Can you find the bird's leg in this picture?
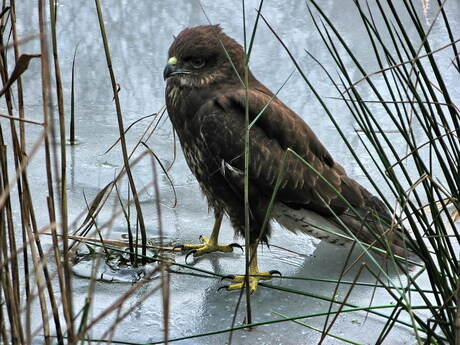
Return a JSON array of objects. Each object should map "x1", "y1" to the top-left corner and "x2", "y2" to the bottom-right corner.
[
  {"x1": 179, "y1": 213, "x2": 242, "y2": 258},
  {"x1": 223, "y1": 243, "x2": 280, "y2": 293}
]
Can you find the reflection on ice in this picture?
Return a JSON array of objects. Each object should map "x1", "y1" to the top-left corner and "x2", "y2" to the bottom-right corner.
[{"x1": 72, "y1": 236, "x2": 178, "y2": 282}]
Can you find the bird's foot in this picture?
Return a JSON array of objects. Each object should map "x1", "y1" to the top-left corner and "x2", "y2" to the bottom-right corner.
[
  {"x1": 175, "y1": 235, "x2": 243, "y2": 262},
  {"x1": 220, "y1": 270, "x2": 281, "y2": 293}
]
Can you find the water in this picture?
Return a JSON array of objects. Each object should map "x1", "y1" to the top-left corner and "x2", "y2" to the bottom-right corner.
[{"x1": 5, "y1": 1, "x2": 459, "y2": 344}]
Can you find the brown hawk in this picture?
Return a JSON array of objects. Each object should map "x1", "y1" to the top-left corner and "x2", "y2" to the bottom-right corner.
[{"x1": 163, "y1": 25, "x2": 408, "y2": 292}]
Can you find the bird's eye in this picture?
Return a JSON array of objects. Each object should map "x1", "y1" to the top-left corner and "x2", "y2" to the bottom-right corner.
[{"x1": 190, "y1": 58, "x2": 205, "y2": 69}]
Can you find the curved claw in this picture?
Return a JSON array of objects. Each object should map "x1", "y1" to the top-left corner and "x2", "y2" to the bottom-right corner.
[
  {"x1": 173, "y1": 244, "x2": 185, "y2": 251},
  {"x1": 185, "y1": 249, "x2": 198, "y2": 264},
  {"x1": 229, "y1": 243, "x2": 244, "y2": 252},
  {"x1": 221, "y1": 274, "x2": 236, "y2": 281},
  {"x1": 217, "y1": 285, "x2": 230, "y2": 292},
  {"x1": 269, "y1": 270, "x2": 282, "y2": 277}
]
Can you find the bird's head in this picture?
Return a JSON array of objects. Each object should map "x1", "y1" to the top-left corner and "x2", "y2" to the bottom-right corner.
[{"x1": 163, "y1": 25, "x2": 249, "y2": 88}]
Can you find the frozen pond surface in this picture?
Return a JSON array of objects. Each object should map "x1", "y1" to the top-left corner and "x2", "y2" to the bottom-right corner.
[{"x1": 6, "y1": 0, "x2": 459, "y2": 344}]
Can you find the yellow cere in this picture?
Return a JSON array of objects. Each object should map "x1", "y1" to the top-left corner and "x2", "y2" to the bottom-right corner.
[{"x1": 168, "y1": 56, "x2": 177, "y2": 65}]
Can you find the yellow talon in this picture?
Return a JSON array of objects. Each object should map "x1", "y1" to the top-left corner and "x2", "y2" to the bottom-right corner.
[
  {"x1": 181, "y1": 235, "x2": 237, "y2": 256},
  {"x1": 178, "y1": 214, "x2": 243, "y2": 260},
  {"x1": 179, "y1": 214, "x2": 280, "y2": 293},
  {"x1": 226, "y1": 271, "x2": 274, "y2": 292},
  {"x1": 224, "y1": 244, "x2": 281, "y2": 293}
]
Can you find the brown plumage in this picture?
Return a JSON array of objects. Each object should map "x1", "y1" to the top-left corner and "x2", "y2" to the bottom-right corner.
[{"x1": 164, "y1": 25, "x2": 408, "y2": 260}]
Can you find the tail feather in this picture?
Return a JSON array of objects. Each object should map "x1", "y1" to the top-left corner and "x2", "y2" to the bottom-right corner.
[
  {"x1": 272, "y1": 202, "x2": 351, "y2": 246},
  {"x1": 337, "y1": 210, "x2": 409, "y2": 257},
  {"x1": 273, "y1": 202, "x2": 411, "y2": 258}
]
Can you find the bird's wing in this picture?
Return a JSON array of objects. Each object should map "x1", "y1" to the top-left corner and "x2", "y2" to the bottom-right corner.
[{"x1": 197, "y1": 86, "x2": 366, "y2": 216}]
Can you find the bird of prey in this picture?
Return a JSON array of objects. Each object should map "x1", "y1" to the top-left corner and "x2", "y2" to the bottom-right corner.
[{"x1": 163, "y1": 25, "x2": 408, "y2": 292}]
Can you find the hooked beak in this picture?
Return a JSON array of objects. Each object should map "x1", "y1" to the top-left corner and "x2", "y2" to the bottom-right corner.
[{"x1": 163, "y1": 56, "x2": 188, "y2": 80}]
